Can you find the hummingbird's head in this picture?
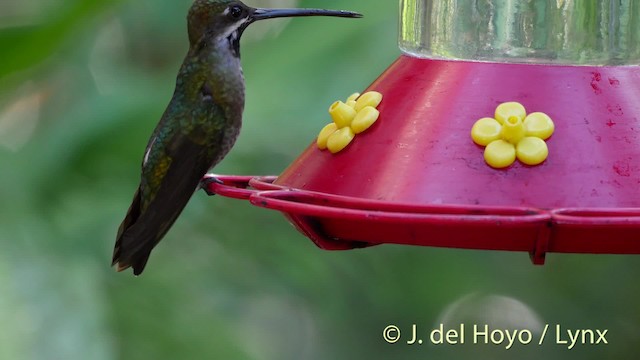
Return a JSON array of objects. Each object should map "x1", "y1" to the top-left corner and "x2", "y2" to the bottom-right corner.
[{"x1": 187, "y1": 0, "x2": 362, "y2": 55}]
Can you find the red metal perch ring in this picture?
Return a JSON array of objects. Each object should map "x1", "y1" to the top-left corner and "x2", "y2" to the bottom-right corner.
[{"x1": 203, "y1": 175, "x2": 640, "y2": 264}]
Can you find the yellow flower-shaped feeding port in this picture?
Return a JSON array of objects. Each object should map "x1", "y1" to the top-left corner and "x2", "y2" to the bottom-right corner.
[
  {"x1": 471, "y1": 102, "x2": 555, "y2": 169},
  {"x1": 316, "y1": 91, "x2": 383, "y2": 153}
]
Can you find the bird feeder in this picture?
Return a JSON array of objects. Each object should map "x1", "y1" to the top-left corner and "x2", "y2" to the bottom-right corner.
[{"x1": 205, "y1": 0, "x2": 640, "y2": 264}]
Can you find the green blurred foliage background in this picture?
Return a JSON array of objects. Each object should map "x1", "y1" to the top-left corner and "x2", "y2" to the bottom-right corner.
[{"x1": 0, "y1": 0, "x2": 638, "y2": 359}]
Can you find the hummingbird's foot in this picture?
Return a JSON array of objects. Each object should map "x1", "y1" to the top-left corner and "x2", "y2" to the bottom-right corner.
[{"x1": 200, "y1": 175, "x2": 224, "y2": 196}]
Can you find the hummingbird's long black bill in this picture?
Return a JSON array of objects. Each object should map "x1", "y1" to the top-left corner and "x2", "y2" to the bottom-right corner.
[{"x1": 251, "y1": 8, "x2": 363, "y2": 22}]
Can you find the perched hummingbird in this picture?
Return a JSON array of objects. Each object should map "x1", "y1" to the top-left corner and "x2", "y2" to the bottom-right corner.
[{"x1": 112, "y1": 0, "x2": 361, "y2": 275}]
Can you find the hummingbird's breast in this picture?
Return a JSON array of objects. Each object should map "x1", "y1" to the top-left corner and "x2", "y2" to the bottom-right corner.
[
  {"x1": 201, "y1": 37, "x2": 245, "y2": 122},
  {"x1": 174, "y1": 39, "x2": 247, "y2": 167}
]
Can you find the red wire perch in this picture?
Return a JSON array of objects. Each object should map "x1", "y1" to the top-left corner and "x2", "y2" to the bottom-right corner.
[{"x1": 203, "y1": 175, "x2": 640, "y2": 265}]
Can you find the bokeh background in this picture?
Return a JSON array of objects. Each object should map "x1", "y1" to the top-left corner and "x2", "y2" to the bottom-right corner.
[{"x1": 0, "y1": 0, "x2": 638, "y2": 359}]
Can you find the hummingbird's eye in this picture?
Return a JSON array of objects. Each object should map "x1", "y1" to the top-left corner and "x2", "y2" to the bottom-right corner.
[{"x1": 229, "y1": 5, "x2": 243, "y2": 19}]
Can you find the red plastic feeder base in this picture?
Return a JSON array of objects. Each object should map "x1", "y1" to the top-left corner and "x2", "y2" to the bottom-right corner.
[{"x1": 205, "y1": 56, "x2": 640, "y2": 265}]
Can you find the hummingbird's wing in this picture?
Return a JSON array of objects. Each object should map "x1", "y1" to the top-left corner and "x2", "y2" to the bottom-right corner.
[{"x1": 113, "y1": 124, "x2": 223, "y2": 275}]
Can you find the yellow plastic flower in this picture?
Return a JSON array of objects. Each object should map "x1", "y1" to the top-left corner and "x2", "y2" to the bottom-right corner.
[
  {"x1": 317, "y1": 91, "x2": 383, "y2": 153},
  {"x1": 471, "y1": 102, "x2": 555, "y2": 168}
]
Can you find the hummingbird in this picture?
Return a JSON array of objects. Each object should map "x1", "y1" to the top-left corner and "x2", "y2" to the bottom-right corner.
[{"x1": 112, "y1": 0, "x2": 362, "y2": 275}]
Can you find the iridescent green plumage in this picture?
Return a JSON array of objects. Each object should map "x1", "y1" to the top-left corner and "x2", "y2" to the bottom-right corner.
[{"x1": 112, "y1": 0, "x2": 361, "y2": 275}]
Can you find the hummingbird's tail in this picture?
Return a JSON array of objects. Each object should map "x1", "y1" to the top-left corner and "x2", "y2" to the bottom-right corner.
[
  {"x1": 112, "y1": 167, "x2": 200, "y2": 275},
  {"x1": 112, "y1": 188, "x2": 151, "y2": 274},
  {"x1": 112, "y1": 188, "x2": 176, "y2": 275}
]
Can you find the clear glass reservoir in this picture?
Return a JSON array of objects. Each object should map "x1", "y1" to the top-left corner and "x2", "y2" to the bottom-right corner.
[{"x1": 399, "y1": 0, "x2": 640, "y2": 65}]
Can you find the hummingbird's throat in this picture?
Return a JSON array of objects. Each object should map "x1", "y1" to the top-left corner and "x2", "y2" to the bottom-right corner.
[
  {"x1": 227, "y1": 30, "x2": 241, "y2": 57},
  {"x1": 216, "y1": 18, "x2": 248, "y2": 58}
]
